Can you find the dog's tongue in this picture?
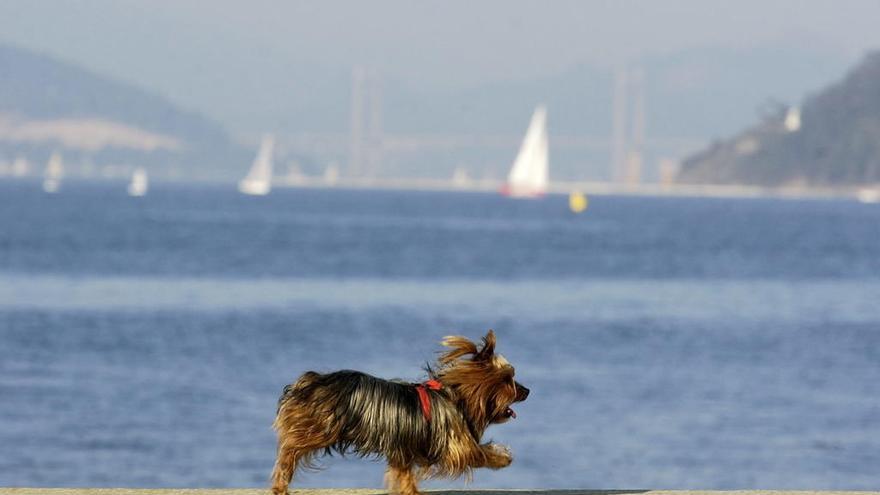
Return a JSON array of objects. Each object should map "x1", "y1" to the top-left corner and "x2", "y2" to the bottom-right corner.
[{"x1": 507, "y1": 407, "x2": 517, "y2": 419}]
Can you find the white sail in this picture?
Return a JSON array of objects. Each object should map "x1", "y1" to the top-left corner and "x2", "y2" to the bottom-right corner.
[
  {"x1": 238, "y1": 135, "x2": 275, "y2": 195},
  {"x1": 857, "y1": 188, "x2": 880, "y2": 204},
  {"x1": 784, "y1": 106, "x2": 801, "y2": 132},
  {"x1": 12, "y1": 156, "x2": 29, "y2": 177},
  {"x1": 42, "y1": 152, "x2": 63, "y2": 193},
  {"x1": 127, "y1": 167, "x2": 149, "y2": 197},
  {"x1": 323, "y1": 164, "x2": 339, "y2": 185},
  {"x1": 452, "y1": 166, "x2": 471, "y2": 188},
  {"x1": 504, "y1": 105, "x2": 548, "y2": 198}
]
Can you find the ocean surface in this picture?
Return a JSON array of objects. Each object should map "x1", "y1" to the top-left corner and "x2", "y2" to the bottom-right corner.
[{"x1": 1, "y1": 181, "x2": 879, "y2": 489}]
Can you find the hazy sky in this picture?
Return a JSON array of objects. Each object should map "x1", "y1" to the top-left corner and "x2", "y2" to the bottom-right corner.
[{"x1": 2, "y1": 1, "x2": 880, "y2": 133}]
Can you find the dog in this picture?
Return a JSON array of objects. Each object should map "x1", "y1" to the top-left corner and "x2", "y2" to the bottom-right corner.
[{"x1": 270, "y1": 329, "x2": 529, "y2": 495}]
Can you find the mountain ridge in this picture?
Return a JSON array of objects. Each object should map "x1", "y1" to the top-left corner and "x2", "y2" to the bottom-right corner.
[
  {"x1": 0, "y1": 43, "x2": 246, "y2": 180},
  {"x1": 677, "y1": 51, "x2": 880, "y2": 187}
]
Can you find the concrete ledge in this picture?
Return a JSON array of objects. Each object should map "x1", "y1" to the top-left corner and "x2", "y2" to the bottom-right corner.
[{"x1": 1, "y1": 490, "x2": 878, "y2": 495}]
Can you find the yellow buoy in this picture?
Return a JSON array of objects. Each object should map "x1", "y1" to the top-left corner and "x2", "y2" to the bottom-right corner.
[{"x1": 569, "y1": 191, "x2": 588, "y2": 213}]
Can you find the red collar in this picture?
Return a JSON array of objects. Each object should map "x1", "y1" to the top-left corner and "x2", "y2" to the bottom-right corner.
[{"x1": 415, "y1": 379, "x2": 442, "y2": 422}]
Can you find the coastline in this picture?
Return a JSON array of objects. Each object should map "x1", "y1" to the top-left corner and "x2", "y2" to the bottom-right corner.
[
  {"x1": 2, "y1": 489, "x2": 879, "y2": 495},
  {"x1": 271, "y1": 176, "x2": 878, "y2": 202}
]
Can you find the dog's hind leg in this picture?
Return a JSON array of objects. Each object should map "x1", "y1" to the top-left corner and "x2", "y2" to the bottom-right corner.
[
  {"x1": 271, "y1": 409, "x2": 336, "y2": 494},
  {"x1": 271, "y1": 428, "x2": 335, "y2": 495},
  {"x1": 385, "y1": 464, "x2": 422, "y2": 495},
  {"x1": 271, "y1": 426, "x2": 337, "y2": 495},
  {"x1": 270, "y1": 442, "x2": 301, "y2": 495}
]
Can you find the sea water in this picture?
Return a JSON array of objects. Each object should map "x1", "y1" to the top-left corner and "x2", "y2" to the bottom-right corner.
[{"x1": 1, "y1": 181, "x2": 879, "y2": 489}]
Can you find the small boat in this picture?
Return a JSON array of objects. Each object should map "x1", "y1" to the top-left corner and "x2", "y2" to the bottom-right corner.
[
  {"x1": 452, "y1": 166, "x2": 471, "y2": 188},
  {"x1": 856, "y1": 188, "x2": 880, "y2": 204},
  {"x1": 569, "y1": 191, "x2": 588, "y2": 213},
  {"x1": 501, "y1": 105, "x2": 548, "y2": 198},
  {"x1": 238, "y1": 135, "x2": 275, "y2": 195},
  {"x1": 127, "y1": 167, "x2": 148, "y2": 197},
  {"x1": 323, "y1": 164, "x2": 339, "y2": 185},
  {"x1": 784, "y1": 106, "x2": 801, "y2": 132},
  {"x1": 11, "y1": 156, "x2": 29, "y2": 177},
  {"x1": 42, "y1": 152, "x2": 63, "y2": 193}
]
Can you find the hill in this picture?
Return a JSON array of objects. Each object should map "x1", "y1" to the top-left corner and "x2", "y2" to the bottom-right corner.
[
  {"x1": 677, "y1": 51, "x2": 880, "y2": 187},
  {"x1": 0, "y1": 44, "x2": 246, "y2": 180}
]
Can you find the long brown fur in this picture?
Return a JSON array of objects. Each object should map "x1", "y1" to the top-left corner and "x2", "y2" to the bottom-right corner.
[{"x1": 270, "y1": 330, "x2": 529, "y2": 495}]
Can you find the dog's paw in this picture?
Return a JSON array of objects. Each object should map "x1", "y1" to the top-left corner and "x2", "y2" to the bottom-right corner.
[{"x1": 487, "y1": 443, "x2": 513, "y2": 468}]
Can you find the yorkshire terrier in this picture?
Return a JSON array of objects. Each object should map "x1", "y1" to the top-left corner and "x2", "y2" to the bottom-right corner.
[{"x1": 271, "y1": 330, "x2": 529, "y2": 495}]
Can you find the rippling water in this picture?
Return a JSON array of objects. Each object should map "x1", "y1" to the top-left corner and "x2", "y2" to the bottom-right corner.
[{"x1": 1, "y1": 181, "x2": 878, "y2": 489}]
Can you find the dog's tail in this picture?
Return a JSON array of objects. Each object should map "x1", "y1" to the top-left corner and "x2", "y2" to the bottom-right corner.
[{"x1": 275, "y1": 371, "x2": 321, "y2": 416}]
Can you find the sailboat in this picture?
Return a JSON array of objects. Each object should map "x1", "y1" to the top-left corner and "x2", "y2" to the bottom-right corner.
[
  {"x1": 784, "y1": 106, "x2": 801, "y2": 132},
  {"x1": 127, "y1": 167, "x2": 148, "y2": 197},
  {"x1": 238, "y1": 134, "x2": 275, "y2": 195},
  {"x1": 323, "y1": 164, "x2": 339, "y2": 185},
  {"x1": 856, "y1": 188, "x2": 880, "y2": 204},
  {"x1": 42, "y1": 152, "x2": 63, "y2": 193},
  {"x1": 501, "y1": 105, "x2": 548, "y2": 198},
  {"x1": 12, "y1": 156, "x2": 29, "y2": 177},
  {"x1": 452, "y1": 166, "x2": 471, "y2": 188}
]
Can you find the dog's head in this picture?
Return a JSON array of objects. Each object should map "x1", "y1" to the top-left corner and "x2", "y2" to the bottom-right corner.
[{"x1": 435, "y1": 330, "x2": 529, "y2": 432}]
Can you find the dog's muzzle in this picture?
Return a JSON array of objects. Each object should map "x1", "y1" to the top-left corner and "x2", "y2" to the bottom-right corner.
[{"x1": 514, "y1": 381, "x2": 529, "y2": 402}]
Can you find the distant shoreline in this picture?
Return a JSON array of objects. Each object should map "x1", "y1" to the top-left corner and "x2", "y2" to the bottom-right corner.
[
  {"x1": 3, "y1": 174, "x2": 877, "y2": 202},
  {"x1": 2, "y1": 489, "x2": 879, "y2": 495},
  {"x1": 273, "y1": 176, "x2": 878, "y2": 202}
]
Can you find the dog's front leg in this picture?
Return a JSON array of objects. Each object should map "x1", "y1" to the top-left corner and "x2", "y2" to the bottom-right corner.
[{"x1": 477, "y1": 442, "x2": 513, "y2": 469}]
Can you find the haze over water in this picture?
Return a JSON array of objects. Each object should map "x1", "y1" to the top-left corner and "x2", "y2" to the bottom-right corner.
[{"x1": 1, "y1": 182, "x2": 879, "y2": 489}]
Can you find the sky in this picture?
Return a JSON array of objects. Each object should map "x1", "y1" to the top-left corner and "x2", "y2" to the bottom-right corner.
[{"x1": 2, "y1": 0, "x2": 880, "y2": 135}]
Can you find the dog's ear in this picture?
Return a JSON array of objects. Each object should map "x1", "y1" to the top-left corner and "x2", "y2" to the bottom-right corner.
[
  {"x1": 476, "y1": 329, "x2": 496, "y2": 360},
  {"x1": 440, "y1": 335, "x2": 479, "y2": 364}
]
